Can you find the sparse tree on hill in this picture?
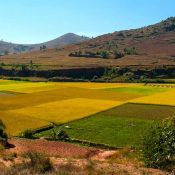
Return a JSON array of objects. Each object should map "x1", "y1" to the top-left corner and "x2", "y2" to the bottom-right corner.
[{"x1": 100, "y1": 50, "x2": 109, "y2": 59}]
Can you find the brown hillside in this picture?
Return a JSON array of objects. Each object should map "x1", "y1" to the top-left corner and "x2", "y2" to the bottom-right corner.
[{"x1": 0, "y1": 17, "x2": 175, "y2": 80}]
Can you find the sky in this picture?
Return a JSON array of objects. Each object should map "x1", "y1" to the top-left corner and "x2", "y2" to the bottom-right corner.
[{"x1": 0, "y1": 0, "x2": 175, "y2": 44}]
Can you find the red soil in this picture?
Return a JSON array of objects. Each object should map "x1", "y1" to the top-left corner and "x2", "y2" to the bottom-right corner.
[{"x1": 6, "y1": 138, "x2": 98, "y2": 158}]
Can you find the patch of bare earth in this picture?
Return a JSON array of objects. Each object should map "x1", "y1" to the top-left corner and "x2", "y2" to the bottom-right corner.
[
  {"x1": 0, "y1": 138, "x2": 167, "y2": 175},
  {"x1": 5, "y1": 138, "x2": 98, "y2": 158}
]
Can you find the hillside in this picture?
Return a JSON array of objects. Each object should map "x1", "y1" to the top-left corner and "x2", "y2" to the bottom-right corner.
[
  {"x1": 0, "y1": 17, "x2": 175, "y2": 81},
  {"x1": 0, "y1": 33, "x2": 89, "y2": 54}
]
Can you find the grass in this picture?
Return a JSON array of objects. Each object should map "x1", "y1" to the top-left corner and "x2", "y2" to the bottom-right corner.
[
  {"x1": 104, "y1": 86, "x2": 168, "y2": 95},
  {"x1": 36, "y1": 103, "x2": 175, "y2": 147},
  {"x1": 93, "y1": 103, "x2": 175, "y2": 120},
  {"x1": 36, "y1": 115, "x2": 152, "y2": 147}
]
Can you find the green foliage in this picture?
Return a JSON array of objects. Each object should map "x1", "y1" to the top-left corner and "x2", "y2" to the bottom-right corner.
[
  {"x1": 20, "y1": 64, "x2": 28, "y2": 71},
  {"x1": 0, "y1": 120, "x2": 8, "y2": 142},
  {"x1": 0, "y1": 62, "x2": 6, "y2": 67},
  {"x1": 20, "y1": 129, "x2": 34, "y2": 139},
  {"x1": 124, "y1": 47, "x2": 137, "y2": 55},
  {"x1": 104, "y1": 68, "x2": 117, "y2": 78},
  {"x1": 142, "y1": 118, "x2": 175, "y2": 169},
  {"x1": 56, "y1": 129, "x2": 70, "y2": 141},
  {"x1": 100, "y1": 50, "x2": 109, "y2": 58}
]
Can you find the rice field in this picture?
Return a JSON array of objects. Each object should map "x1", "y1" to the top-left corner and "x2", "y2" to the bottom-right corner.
[
  {"x1": 37, "y1": 103, "x2": 175, "y2": 147},
  {"x1": 0, "y1": 79, "x2": 174, "y2": 137}
]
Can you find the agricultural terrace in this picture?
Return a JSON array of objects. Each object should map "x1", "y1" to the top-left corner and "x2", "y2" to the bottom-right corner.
[{"x1": 0, "y1": 80, "x2": 174, "y2": 145}]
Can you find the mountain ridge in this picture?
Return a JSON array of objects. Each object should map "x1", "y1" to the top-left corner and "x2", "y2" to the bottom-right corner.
[{"x1": 0, "y1": 33, "x2": 89, "y2": 54}]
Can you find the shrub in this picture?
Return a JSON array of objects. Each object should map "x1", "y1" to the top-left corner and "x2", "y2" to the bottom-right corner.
[
  {"x1": 56, "y1": 130, "x2": 70, "y2": 141},
  {"x1": 114, "y1": 50, "x2": 125, "y2": 59},
  {"x1": 100, "y1": 50, "x2": 109, "y2": 59},
  {"x1": 0, "y1": 120, "x2": 8, "y2": 145},
  {"x1": 20, "y1": 129, "x2": 34, "y2": 139},
  {"x1": 0, "y1": 62, "x2": 6, "y2": 67},
  {"x1": 124, "y1": 47, "x2": 137, "y2": 55},
  {"x1": 142, "y1": 118, "x2": 175, "y2": 169},
  {"x1": 23, "y1": 152, "x2": 53, "y2": 173}
]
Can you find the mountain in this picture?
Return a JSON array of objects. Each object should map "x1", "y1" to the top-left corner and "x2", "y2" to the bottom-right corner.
[
  {"x1": 68, "y1": 17, "x2": 175, "y2": 56},
  {"x1": 0, "y1": 33, "x2": 89, "y2": 54},
  {"x1": 1, "y1": 17, "x2": 175, "y2": 81}
]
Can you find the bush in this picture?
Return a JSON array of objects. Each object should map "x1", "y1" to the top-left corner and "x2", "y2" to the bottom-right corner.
[
  {"x1": 23, "y1": 152, "x2": 53, "y2": 173},
  {"x1": 56, "y1": 130, "x2": 70, "y2": 141},
  {"x1": 100, "y1": 50, "x2": 109, "y2": 59},
  {"x1": 20, "y1": 129, "x2": 34, "y2": 139},
  {"x1": 25, "y1": 152, "x2": 53, "y2": 173},
  {"x1": 114, "y1": 50, "x2": 125, "y2": 59},
  {"x1": 0, "y1": 120, "x2": 8, "y2": 145},
  {"x1": 142, "y1": 118, "x2": 175, "y2": 169},
  {"x1": 124, "y1": 47, "x2": 137, "y2": 55}
]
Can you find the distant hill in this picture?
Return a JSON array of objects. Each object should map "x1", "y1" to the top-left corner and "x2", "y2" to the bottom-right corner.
[
  {"x1": 1, "y1": 17, "x2": 175, "y2": 81},
  {"x1": 0, "y1": 33, "x2": 89, "y2": 54}
]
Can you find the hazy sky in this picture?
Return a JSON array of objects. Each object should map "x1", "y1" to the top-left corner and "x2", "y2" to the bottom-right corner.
[{"x1": 0, "y1": 0, "x2": 175, "y2": 44}]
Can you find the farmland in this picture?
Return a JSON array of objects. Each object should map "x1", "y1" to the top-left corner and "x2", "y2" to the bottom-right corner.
[
  {"x1": 0, "y1": 79, "x2": 175, "y2": 146},
  {"x1": 36, "y1": 103, "x2": 175, "y2": 147}
]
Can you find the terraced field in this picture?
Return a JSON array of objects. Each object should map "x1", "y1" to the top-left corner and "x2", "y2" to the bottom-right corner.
[{"x1": 0, "y1": 79, "x2": 174, "y2": 141}]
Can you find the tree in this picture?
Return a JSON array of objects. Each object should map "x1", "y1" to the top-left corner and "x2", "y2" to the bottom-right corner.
[
  {"x1": 100, "y1": 50, "x2": 109, "y2": 59},
  {"x1": 124, "y1": 47, "x2": 137, "y2": 55},
  {"x1": 142, "y1": 118, "x2": 175, "y2": 169},
  {"x1": 21, "y1": 129, "x2": 34, "y2": 139},
  {"x1": 0, "y1": 120, "x2": 8, "y2": 145}
]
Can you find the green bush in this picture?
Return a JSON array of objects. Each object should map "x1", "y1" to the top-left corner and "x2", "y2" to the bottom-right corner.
[
  {"x1": 124, "y1": 47, "x2": 137, "y2": 55},
  {"x1": 100, "y1": 50, "x2": 109, "y2": 59},
  {"x1": 0, "y1": 120, "x2": 8, "y2": 142},
  {"x1": 20, "y1": 129, "x2": 34, "y2": 139},
  {"x1": 142, "y1": 118, "x2": 175, "y2": 169},
  {"x1": 56, "y1": 130, "x2": 70, "y2": 141}
]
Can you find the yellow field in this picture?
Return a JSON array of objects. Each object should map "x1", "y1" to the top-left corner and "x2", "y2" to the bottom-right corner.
[
  {"x1": 10, "y1": 98, "x2": 124, "y2": 123},
  {"x1": 0, "y1": 79, "x2": 174, "y2": 135},
  {"x1": 130, "y1": 89, "x2": 175, "y2": 106}
]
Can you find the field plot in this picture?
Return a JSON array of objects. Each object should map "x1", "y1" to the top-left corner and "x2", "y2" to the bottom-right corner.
[
  {"x1": 130, "y1": 89, "x2": 175, "y2": 106},
  {"x1": 0, "y1": 79, "x2": 174, "y2": 138},
  {"x1": 10, "y1": 98, "x2": 123, "y2": 123},
  {"x1": 0, "y1": 111, "x2": 49, "y2": 135},
  {"x1": 104, "y1": 86, "x2": 168, "y2": 95},
  {"x1": 37, "y1": 103, "x2": 175, "y2": 147}
]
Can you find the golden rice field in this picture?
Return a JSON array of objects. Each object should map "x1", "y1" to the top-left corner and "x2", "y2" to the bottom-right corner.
[
  {"x1": 0, "y1": 79, "x2": 174, "y2": 135},
  {"x1": 130, "y1": 89, "x2": 175, "y2": 106}
]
